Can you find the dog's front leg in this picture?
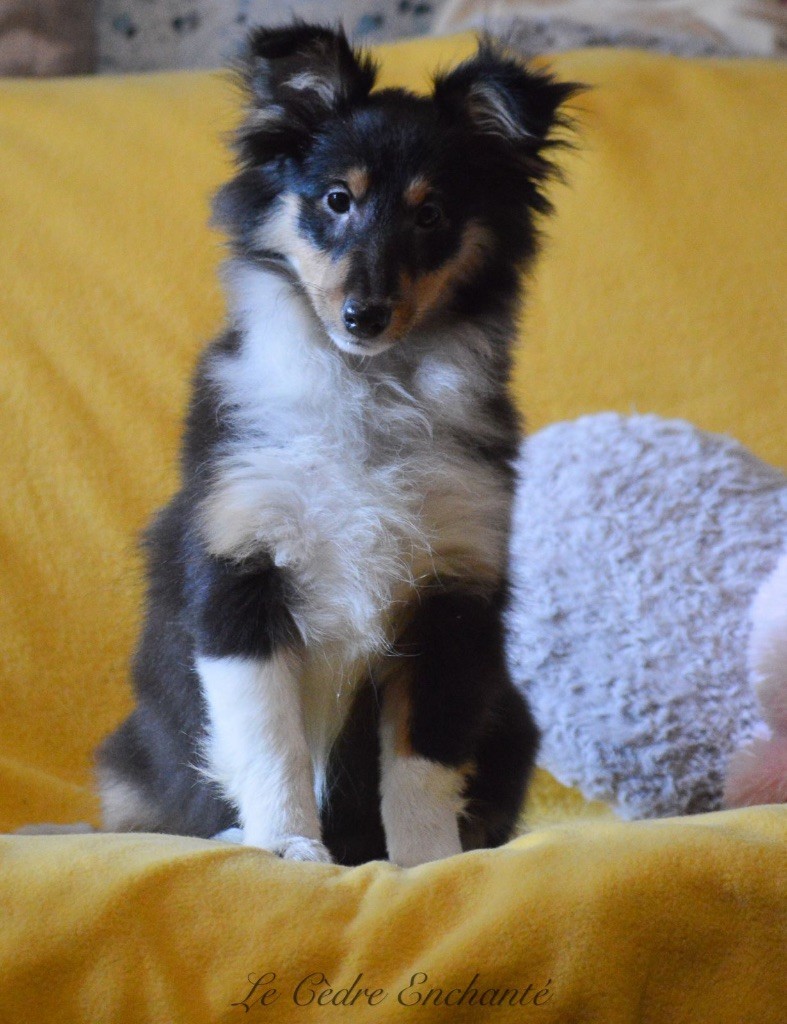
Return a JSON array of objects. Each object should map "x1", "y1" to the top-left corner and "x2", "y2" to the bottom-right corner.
[
  {"x1": 379, "y1": 681, "x2": 465, "y2": 867},
  {"x1": 379, "y1": 589, "x2": 511, "y2": 868},
  {"x1": 197, "y1": 651, "x2": 331, "y2": 862}
]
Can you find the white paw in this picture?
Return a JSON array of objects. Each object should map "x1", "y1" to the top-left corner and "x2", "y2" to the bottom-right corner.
[
  {"x1": 272, "y1": 835, "x2": 333, "y2": 863},
  {"x1": 212, "y1": 826, "x2": 245, "y2": 844},
  {"x1": 213, "y1": 827, "x2": 332, "y2": 862},
  {"x1": 14, "y1": 822, "x2": 96, "y2": 836}
]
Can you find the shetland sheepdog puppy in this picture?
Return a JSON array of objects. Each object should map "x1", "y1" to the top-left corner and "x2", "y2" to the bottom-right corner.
[{"x1": 96, "y1": 23, "x2": 578, "y2": 866}]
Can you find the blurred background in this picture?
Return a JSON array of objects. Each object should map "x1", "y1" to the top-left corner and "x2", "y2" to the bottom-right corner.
[{"x1": 0, "y1": 0, "x2": 784, "y2": 77}]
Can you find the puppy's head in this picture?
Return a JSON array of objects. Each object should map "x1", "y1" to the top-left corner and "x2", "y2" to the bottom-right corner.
[{"x1": 215, "y1": 23, "x2": 580, "y2": 356}]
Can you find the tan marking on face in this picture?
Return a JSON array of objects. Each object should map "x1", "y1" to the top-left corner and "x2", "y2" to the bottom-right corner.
[
  {"x1": 404, "y1": 176, "x2": 431, "y2": 208},
  {"x1": 259, "y1": 198, "x2": 492, "y2": 349},
  {"x1": 411, "y1": 221, "x2": 493, "y2": 324},
  {"x1": 345, "y1": 166, "x2": 370, "y2": 200},
  {"x1": 389, "y1": 220, "x2": 493, "y2": 340},
  {"x1": 388, "y1": 270, "x2": 416, "y2": 340},
  {"x1": 259, "y1": 193, "x2": 349, "y2": 334}
]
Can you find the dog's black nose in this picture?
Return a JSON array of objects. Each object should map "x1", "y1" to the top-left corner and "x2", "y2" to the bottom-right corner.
[{"x1": 342, "y1": 299, "x2": 392, "y2": 340}]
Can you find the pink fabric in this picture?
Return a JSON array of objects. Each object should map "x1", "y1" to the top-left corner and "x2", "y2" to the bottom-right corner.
[{"x1": 725, "y1": 738, "x2": 787, "y2": 807}]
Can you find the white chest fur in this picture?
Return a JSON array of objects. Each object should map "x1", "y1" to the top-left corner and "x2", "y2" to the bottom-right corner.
[{"x1": 199, "y1": 263, "x2": 511, "y2": 665}]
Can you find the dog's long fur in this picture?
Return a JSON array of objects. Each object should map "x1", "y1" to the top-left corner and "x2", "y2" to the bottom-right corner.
[{"x1": 96, "y1": 24, "x2": 579, "y2": 866}]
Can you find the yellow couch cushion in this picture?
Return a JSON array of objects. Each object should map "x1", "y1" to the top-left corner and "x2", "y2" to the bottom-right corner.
[
  {"x1": 0, "y1": 33, "x2": 785, "y2": 1023},
  {"x1": 1, "y1": 808, "x2": 785, "y2": 1022}
]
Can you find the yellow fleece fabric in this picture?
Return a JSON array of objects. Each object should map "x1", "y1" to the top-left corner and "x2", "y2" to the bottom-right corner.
[{"x1": 0, "y1": 34, "x2": 785, "y2": 1022}]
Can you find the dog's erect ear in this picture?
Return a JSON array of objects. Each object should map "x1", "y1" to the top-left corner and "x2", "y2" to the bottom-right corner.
[
  {"x1": 233, "y1": 22, "x2": 377, "y2": 165},
  {"x1": 433, "y1": 41, "x2": 580, "y2": 150}
]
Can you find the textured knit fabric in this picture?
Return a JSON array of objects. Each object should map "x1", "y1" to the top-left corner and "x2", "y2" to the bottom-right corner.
[
  {"x1": 507, "y1": 413, "x2": 787, "y2": 819},
  {"x1": 0, "y1": 36, "x2": 786, "y2": 1023}
]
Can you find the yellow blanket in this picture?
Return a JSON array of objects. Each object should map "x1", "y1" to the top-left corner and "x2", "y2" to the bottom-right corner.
[{"x1": 0, "y1": 34, "x2": 785, "y2": 1022}]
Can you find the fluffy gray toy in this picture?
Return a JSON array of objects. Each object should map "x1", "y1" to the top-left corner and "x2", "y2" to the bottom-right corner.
[{"x1": 506, "y1": 413, "x2": 787, "y2": 819}]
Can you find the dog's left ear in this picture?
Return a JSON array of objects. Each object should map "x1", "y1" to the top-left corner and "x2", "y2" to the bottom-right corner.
[{"x1": 433, "y1": 41, "x2": 580, "y2": 150}]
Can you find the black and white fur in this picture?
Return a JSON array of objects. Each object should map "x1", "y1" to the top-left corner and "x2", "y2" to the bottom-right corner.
[{"x1": 96, "y1": 24, "x2": 579, "y2": 866}]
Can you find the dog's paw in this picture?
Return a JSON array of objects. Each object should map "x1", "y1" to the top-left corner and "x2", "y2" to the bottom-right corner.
[
  {"x1": 226, "y1": 826, "x2": 333, "y2": 862},
  {"x1": 207, "y1": 829, "x2": 332, "y2": 862},
  {"x1": 14, "y1": 822, "x2": 96, "y2": 835},
  {"x1": 212, "y1": 826, "x2": 245, "y2": 844},
  {"x1": 272, "y1": 835, "x2": 333, "y2": 863}
]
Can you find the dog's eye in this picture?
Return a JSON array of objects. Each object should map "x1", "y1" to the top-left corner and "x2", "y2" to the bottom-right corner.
[
  {"x1": 416, "y1": 201, "x2": 442, "y2": 230},
  {"x1": 325, "y1": 189, "x2": 352, "y2": 215}
]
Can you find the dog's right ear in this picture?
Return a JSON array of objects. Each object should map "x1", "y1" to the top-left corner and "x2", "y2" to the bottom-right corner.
[{"x1": 232, "y1": 22, "x2": 378, "y2": 166}]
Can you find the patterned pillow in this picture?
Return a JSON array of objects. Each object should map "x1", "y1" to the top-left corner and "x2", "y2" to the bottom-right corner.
[
  {"x1": 0, "y1": 0, "x2": 96, "y2": 76},
  {"x1": 436, "y1": 0, "x2": 787, "y2": 58}
]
